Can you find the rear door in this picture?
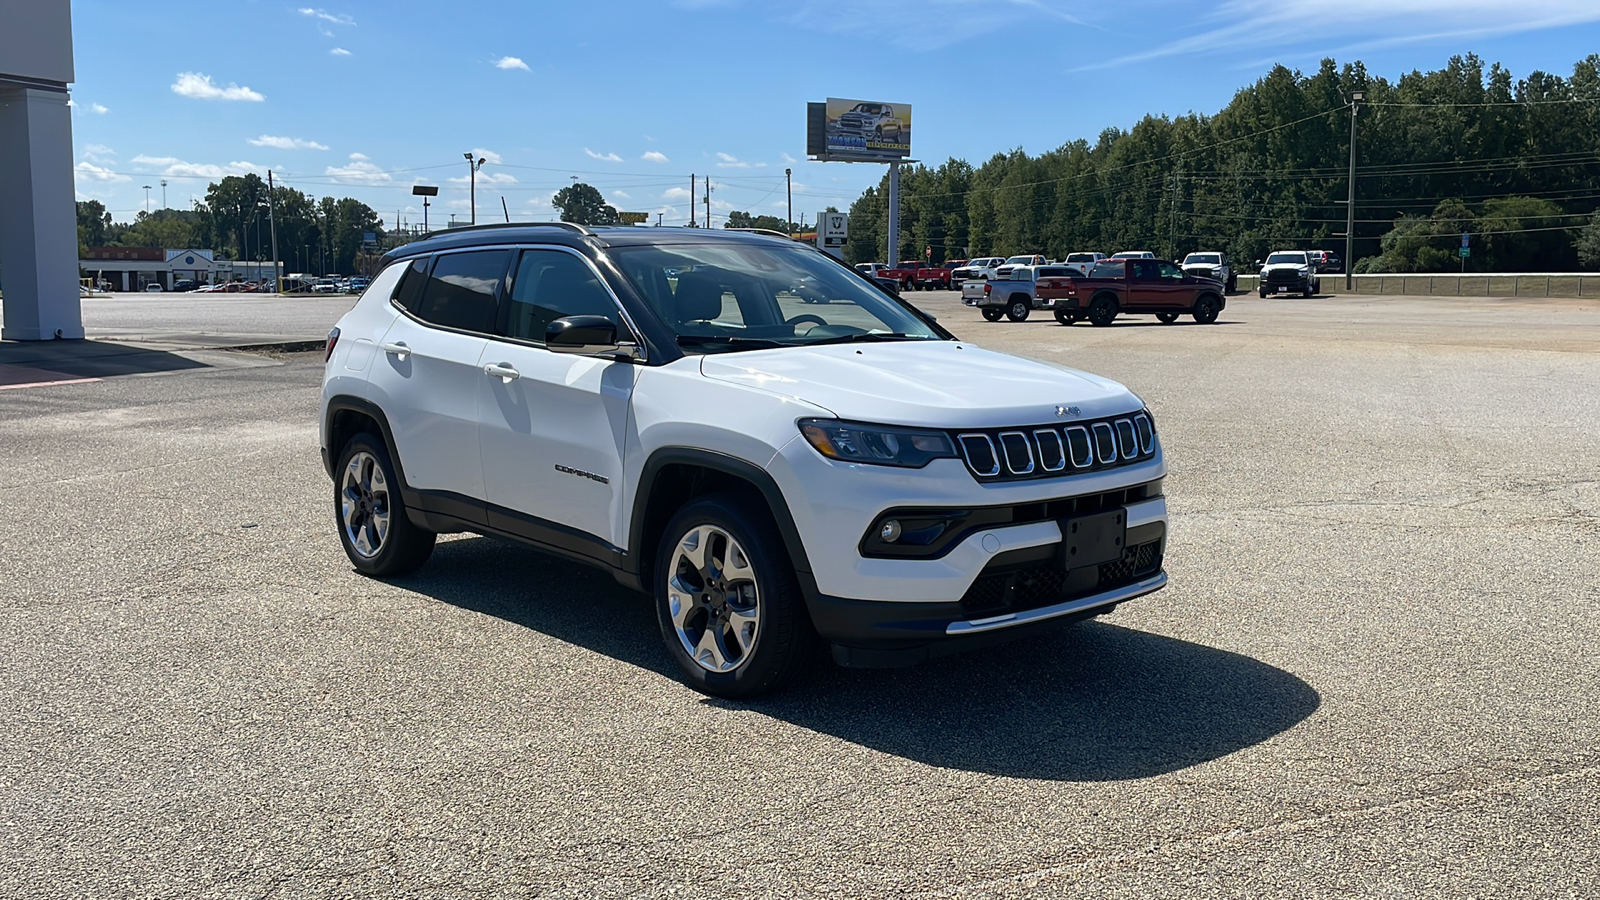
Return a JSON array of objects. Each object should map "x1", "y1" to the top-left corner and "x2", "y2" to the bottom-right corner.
[
  {"x1": 365, "y1": 250, "x2": 509, "y2": 511},
  {"x1": 1128, "y1": 259, "x2": 1165, "y2": 309}
]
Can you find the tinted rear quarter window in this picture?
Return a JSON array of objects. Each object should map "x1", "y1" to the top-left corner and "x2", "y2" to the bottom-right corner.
[
  {"x1": 414, "y1": 250, "x2": 509, "y2": 333},
  {"x1": 392, "y1": 256, "x2": 431, "y2": 313},
  {"x1": 1088, "y1": 260, "x2": 1124, "y2": 278}
]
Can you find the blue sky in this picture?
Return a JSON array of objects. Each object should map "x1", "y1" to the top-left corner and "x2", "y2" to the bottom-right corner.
[{"x1": 69, "y1": 0, "x2": 1600, "y2": 232}]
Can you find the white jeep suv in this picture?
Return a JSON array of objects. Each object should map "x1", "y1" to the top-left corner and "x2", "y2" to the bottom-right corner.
[{"x1": 320, "y1": 224, "x2": 1169, "y2": 697}]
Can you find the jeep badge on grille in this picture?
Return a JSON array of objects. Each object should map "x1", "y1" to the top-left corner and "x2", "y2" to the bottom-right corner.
[{"x1": 1055, "y1": 405, "x2": 1081, "y2": 418}]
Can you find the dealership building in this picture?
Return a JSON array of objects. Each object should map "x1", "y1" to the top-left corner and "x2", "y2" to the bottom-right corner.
[{"x1": 79, "y1": 247, "x2": 275, "y2": 291}]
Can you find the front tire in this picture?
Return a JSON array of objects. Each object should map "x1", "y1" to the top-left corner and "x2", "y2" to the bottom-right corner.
[
  {"x1": 335, "y1": 433, "x2": 436, "y2": 576},
  {"x1": 655, "y1": 495, "x2": 811, "y2": 699},
  {"x1": 982, "y1": 307, "x2": 1004, "y2": 322},
  {"x1": 1006, "y1": 298, "x2": 1030, "y2": 322},
  {"x1": 1192, "y1": 294, "x2": 1221, "y2": 324}
]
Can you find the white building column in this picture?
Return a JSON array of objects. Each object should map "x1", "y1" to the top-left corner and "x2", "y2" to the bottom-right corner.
[{"x1": 0, "y1": 84, "x2": 85, "y2": 340}]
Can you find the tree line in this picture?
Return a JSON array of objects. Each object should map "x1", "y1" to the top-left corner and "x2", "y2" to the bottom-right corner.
[
  {"x1": 843, "y1": 54, "x2": 1600, "y2": 272},
  {"x1": 77, "y1": 174, "x2": 387, "y2": 276}
]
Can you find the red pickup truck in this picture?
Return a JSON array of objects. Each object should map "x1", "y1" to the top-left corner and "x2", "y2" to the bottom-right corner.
[
  {"x1": 879, "y1": 260, "x2": 923, "y2": 290},
  {"x1": 1056, "y1": 258, "x2": 1226, "y2": 326}
]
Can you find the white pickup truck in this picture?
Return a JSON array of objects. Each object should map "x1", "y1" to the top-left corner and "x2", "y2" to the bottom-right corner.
[
  {"x1": 1063, "y1": 252, "x2": 1106, "y2": 275},
  {"x1": 949, "y1": 256, "x2": 1004, "y2": 289}
]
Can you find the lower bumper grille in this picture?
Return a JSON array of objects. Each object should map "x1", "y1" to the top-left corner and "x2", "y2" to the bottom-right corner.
[{"x1": 959, "y1": 539, "x2": 1163, "y2": 617}]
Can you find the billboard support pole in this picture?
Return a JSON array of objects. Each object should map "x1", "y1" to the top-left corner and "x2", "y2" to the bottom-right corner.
[{"x1": 886, "y1": 162, "x2": 900, "y2": 266}]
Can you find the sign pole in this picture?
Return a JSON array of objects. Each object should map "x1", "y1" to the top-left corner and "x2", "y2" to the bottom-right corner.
[{"x1": 887, "y1": 161, "x2": 900, "y2": 266}]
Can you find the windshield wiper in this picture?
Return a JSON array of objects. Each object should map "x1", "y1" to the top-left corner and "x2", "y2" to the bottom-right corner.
[
  {"x1": 801, "y1": 332, "x2": 933, "y2": 346},
  {"x1": 675, "y1": 334, "x2": 792, "y2": 350}
]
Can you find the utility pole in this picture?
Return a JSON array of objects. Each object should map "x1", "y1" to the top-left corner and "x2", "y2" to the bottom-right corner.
[
  {"x1": 1345, "y1": 90, "x2": 1365, "y2": 290},
  {"x1": 887, "y1": 162, "x2": 900, "y2": 265},
  {"x1": 689, "y1": 175, "x2": 696, "y2": 227},
  {"x1": 786, "y1": 167, "x2": 793, "y2": 238},
  {"x1": 1167, "y1": 163, "x2": 1181, "y2": 261},
  {"x1": 160, "y1": 179, "x2": 167, "y2": 209},
  {"x1": 705, "y1": 178, "x2": 712, "y2": 229},
  {"x1": 267, "y1": 169, "x2": 279, "y2": 293},
  {"x1": 656, "y1": 212, "x2": 663, "y2": 227},
  {"x1": 464, "y1": 152, "x2": 485, "y2": 225}
]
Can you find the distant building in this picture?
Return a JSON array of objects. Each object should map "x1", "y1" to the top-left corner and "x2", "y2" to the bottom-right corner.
[{"x1": 79, "y1": 247, "x2": 277, "y2": 291}]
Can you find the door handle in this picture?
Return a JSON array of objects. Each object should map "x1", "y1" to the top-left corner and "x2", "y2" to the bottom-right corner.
[
  {"x1": 380, "y1": 341, "x2": 410, "y2": 360},
  {"x1": 484, "y1": 363, "x2": 520, "y2": 383}
]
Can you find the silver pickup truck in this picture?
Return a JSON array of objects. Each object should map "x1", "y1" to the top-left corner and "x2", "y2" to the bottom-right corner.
[{"x1": 961, "y1": 264, "x2": 1082, "y2": 322}]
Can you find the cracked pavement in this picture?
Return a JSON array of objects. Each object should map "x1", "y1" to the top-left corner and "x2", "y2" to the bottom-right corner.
[{"x1": 1, "y1": 291, "x2": 1597, "y2": 897}]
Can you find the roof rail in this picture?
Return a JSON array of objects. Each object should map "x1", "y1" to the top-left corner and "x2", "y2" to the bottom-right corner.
[
  {"x1": 724, "y1": 228, "x2": 795, "y2": 239},
  {"x1": 427, "y1": 221, "x2": 595, "y2": 237}
]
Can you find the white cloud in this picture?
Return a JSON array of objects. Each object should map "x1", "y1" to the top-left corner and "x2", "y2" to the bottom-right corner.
[
  {"x1": 131, "y1": 154, "x2": 180, "y2": 167},
  {"x1": 348, "y1": 152, "x2": 369, "y2": 160},
  {"x1": 325, "y1": 159, "x2": 391, "y2": 185},
  {"x1": 74, "y1": 161, "x2": 129, "y2": 183},
  {"x1": 81, "y1": 144, "x2": 116, "y2": 162},
  {"x1": 250, "y1": 135, "x2": 329, "y2": 150},
  {"x1": 780, "y1": 152, "x2": 797, "y2": 164},
  {"x1": 641, "y1": 151, "x2": 670, "y2": 163},
  {"x1": 298, "y1": 7, "x2": 355, "y2": 26},
  {"x1": 585, "y1": 148, "x2": 623, "y2": 162},
  {"x1": 472, "y1": 148, "x2": 503, "y2": 165},
  {"x1": 612, "y1": 190, "x2": 631, "y2": 199},
  {"x1": 171, "y1": 72, "x2": 265, "y2": 102},
  {"x1": 91, "y1": 103, "x2": 109, "y2": 115},
  {"x1": 448, "y1": 171, "x2": 518, "y2": 184},
  {"x1": 495, "y1": 56, "x2": 530, "y2": 71},
  {"x1": 662, "y1": 187, "x2": 693, "y2": 201},
  {"x1": 330, "y1": 47, "x2": 352, "y2": 56},
  {"x1": 715, "y1": 152, "x2": 765, "y2": 169}
]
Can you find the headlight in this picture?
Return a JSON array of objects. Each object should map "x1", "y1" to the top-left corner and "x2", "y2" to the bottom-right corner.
[{"x1": 798, "y1": 419, "x2": 957, "y2": 468}]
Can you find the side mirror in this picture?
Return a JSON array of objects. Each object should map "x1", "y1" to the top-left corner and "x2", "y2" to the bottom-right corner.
[{"x1": 546, "y1": 315, "x2": 637, "y2": 358}]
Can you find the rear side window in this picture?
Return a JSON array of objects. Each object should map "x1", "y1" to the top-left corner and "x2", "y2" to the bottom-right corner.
[
  {"x1": 504, "y1": 249, "x2": 620, "y2": 343},
  {"x1": 392, "y1": 256, "x2": 431, "y2": 313},
  {"x1": 414, "y1": 250, "x2": 509, "y2": 333},
  {"x1": 1088, "y1": 260, "x2": 1124, "y2": 278}
]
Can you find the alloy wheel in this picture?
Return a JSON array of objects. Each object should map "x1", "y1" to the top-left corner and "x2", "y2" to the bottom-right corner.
[
  {"x1": 340, "y1": 450, "x2": 391, "y2": 558},
  {"x1": 666, "y1": 524, "x2": 761, "y2": 673}
]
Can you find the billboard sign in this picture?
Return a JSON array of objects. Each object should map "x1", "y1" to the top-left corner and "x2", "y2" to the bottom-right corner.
[
  {"x1": 807, "y1": 98, "x2": 911, "y2": 162},
  {"x1": 618, "y1": 211, "x2": 650, "y2": 224}
]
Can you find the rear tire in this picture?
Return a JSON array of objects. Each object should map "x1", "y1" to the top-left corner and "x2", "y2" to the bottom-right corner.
[
  {"x1": 654, "y1": 494, "x2": 812, "y2": 699},
  {"x1": 1087, "y1": 294, "x2": 1118, "y2": 327},
  {"x1": 334, "y1": 433, "x2": 436, "y2": 577},
  {"x1": 982, "y1": 307, "x2": 1004, "y2": 322},
  {"x1": 1006, "y1": 298, "x2": 1030, "y2": 322}
]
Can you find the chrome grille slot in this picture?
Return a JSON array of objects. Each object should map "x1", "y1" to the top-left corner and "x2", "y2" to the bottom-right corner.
[
  {"x1": 1115, "y1": 418, "x2": 1138, "y2": 460},
  {"x1": 1092, "y1": 422, "x2": 1117, "y2": 464},
  {"x1": 1034, "y1": 430, "x2": 1066, "y2": 472},
  {"x1": 958, "y1": 434, "x2": 1000, "y2": 477},
  {"x1": 1134, "y1": 413, "x2": 1155, "y2": 454},
  {"x1": 998, "y1": 432, "x2": 1034, "y2": 475},
  {"x1": 1065, "y1": 426, "x2": 1093, "y2": 468}
]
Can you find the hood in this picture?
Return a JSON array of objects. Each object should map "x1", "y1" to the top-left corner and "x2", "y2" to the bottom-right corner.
[{"x1": 698, "y1": 341, "x2": 1140, "y2": 429}]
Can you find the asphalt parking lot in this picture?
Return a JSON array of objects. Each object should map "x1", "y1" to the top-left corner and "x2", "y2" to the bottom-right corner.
[{"x1": 2, "y1": 290, "x2": 1597, "y2": 897}]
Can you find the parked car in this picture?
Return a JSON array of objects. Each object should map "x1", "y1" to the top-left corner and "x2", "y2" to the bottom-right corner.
[
  {"x1": 962, "y1": 264, "x2": 1082, "y2": 321},
  {"x1": 1258, "y1": 251, "x2": 1319, "y2": 298},
  {"x1": 949, "y1": 256, "x2": 1004, "y2": 288},
  {"x1": 913, "y1": 261, "x2": 956, "y2": 290},
  {"x1": 320, "y1": 223, "x2": 1169, "y2": 697},
  {"x1": 1057, "y1": 258, "x2": 1226, "y2": 326},
  {"x1": 143, "y1": 283, "x2": 164, "y2": 292},
  {"x1": 1063, "y1": 252, "x2": 1106, "y2": 275},
  {"x1": 1180, "y1": 252, "x2": 1236, "y2": 293},
  {"x1": 879, "y1": 260, "x2": 926, "y2": 290},
  {"x1": 1109, "y1": 251, "x2": 1156, "y2": 260},
  {"x1": 1002, "y1": 254, "x2": 1048, "y2": 268}
]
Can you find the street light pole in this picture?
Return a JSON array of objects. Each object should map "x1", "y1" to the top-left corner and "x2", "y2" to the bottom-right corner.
[
  {"x1": 1345, "y1": 90, "x2": 1365, "y2": 291},
  {"x1": 160, "y1": 179, "x2": 167, "y2": 209},
  {"x1": 464, "y1": 152, "x2": 485, "y2": 225},
  {"x1": 142, "y1": 184, "x2": 151, "y2": 214},
  {"x1": 786, "y1": 167, "x2": 793, "y2": 239}
]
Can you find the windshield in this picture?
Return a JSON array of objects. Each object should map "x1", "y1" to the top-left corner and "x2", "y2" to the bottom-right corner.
[
  {"x1": 1186, "y1": 254, "x2": 1221, "y2": 264},
  {"x1": 1267, "y1": 253, "x2": 1307, "y2": 265},
  {"x1": 611, "y1": 243, "x2": 944, "y2": 353},
  {"x1": 1066, "y1": 253, "x2": 1097, "y2": 263},
  {"x1": 1003, "y1": 256, "x2": 1034, "y2": 265}
]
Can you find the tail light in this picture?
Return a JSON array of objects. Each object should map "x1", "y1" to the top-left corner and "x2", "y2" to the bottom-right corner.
[
  {"x1": 325, "y1": 326, "x2": 340, "y2": 363},
  {"x1": 983, "y1": 283, "x2": 991, "y2": 296}
]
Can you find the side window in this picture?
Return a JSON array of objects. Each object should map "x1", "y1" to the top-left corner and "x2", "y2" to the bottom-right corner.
[
  {"x1": 1132, "y1": 260, "x2": 1161, "y2": 281},
  {"x1": 392, "y1": 256, "x2": 431, "y2": 313},
  {"x1": 505, "y1": 249, "x2": 621, "y2": 343},
  {"x1": 413, "y1": 250, "x2": 507, "y2": 333},
  {"x1": 1158, "y1": 261, "x2": 1185, "y2": 280}
]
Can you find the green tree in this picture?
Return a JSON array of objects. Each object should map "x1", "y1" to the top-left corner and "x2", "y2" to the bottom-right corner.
[
  {"x1": 552, "y1": 182, "x2": 620, "y2": 226},
  {"x1": 724, "y1": 211, "x2": 798, "y2": 233},
  {"x1": 1577, "y1": 211, "x2": 1600, "y2": 270}
]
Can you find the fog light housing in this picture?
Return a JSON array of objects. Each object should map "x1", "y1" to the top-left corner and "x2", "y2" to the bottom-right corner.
[{"x1": 879, "y1": 519, "x2": 903, "y2": 543}]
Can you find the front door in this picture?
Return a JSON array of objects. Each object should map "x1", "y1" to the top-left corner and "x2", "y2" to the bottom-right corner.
[{"x1": 476, "y1": 247, "x2": 640, "y2": 558}]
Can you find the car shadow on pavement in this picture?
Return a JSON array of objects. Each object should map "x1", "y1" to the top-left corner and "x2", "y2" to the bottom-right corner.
[
  {"x1": 0, "y1": 339, "x2": 210, "y2": 385},
  {"x1": 407, "y1": 536, "x2": 1320, "y2": 783}
]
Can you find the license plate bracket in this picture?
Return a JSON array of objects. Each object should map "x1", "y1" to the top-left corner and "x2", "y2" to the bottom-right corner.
[{"x1": 1059, "y1": 508, "x2": 1127, "y2": 569}]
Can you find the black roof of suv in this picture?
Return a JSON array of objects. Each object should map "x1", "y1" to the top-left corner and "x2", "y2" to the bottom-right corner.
[{"x1": 381, "y1": 223, "x2": 797, "y2": 263}]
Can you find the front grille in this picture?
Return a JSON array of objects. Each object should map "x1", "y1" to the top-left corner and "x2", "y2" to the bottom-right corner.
[
  {"x1": 956, "y1": 411, "x2": 1155, "y2": 482},
  {"x1": 1264, "y1": 270, "x2": 1303, "y2": 286},
  {"x1": 959, "y1": 539, "x2": 1163, "y2": 617}
]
